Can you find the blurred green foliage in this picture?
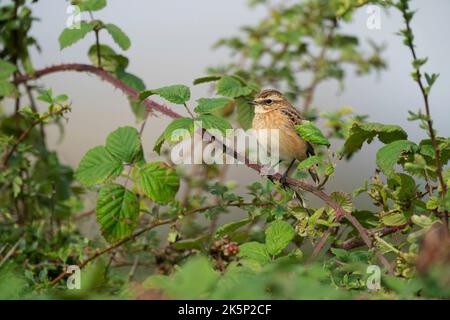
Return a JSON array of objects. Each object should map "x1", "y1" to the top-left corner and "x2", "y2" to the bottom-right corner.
[{"x1": 0, "y1": 0, "x2": 449, "y2": 300}]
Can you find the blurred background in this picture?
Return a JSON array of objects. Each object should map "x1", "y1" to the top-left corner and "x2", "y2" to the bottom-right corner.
[{"x1": 13, "y1": 0, "x2": 450, "y2": 209}]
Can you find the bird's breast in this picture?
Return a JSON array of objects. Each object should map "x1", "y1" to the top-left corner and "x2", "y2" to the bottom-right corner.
[{"x1": 252, "y1": 110, "x2": 308, "y2": 161}]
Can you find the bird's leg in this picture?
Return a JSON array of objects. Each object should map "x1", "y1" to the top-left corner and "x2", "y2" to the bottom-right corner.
[
  {"x1": 280, "y1": 159, "x2": 296, "y2": 187},
  {"x1": 266, "y1": 159, "x2": 282, "y2": 184}
]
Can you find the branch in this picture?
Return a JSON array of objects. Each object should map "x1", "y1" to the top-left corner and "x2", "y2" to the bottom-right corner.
[
  {"x1": 1, "y1": 105, "x2": 71, "y2": 168},
  {"x1": 16, "y1": 63, "x2": 393, "y2": 274},
  {"x1": 337, "y1": 223, "x2": 411, "y2": 250},
  {"x1": 14, "y1": 64, "x2": 181, "y2": 119},
  {"x1": 399, "y1": 3, "x2": 448, "y2": 232}
]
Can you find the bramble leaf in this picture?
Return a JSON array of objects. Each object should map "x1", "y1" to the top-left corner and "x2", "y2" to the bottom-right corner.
[
  {"x1": 343, "y1": 122, "x2": 408, "y2": 157},
  {"x1": 96, "y1": 184, "x2": 139, "y2": 242},
  {"x1": 59, "y1": 21, "x2": 94, "y2": 50},
  {"x1": 0, "y1": 60, "x2": 16, "y2": 78},
  {"x1": 382, "y1": 213, "x2": 408, "y2": 227},
  {"x1": 297, "y1": 155, "x2": 321, "y2": 171},
  {"x1": 296, "y1": 123, "x2": 330, "y2": 146},
  {"x1": 376, "y1": 140, "x2": 418, "y2": 177},
  {"x1": 194, "y1": 98, "x2": 232, "y2": 114},
  {"x1": 265, "y1": 220, "x2": 295, "y2": 255},
  {"x1": 217, "y1": 76, "x2": 253, "y2": 98},
  {"x1": 238, "y1": 242, "x2": 271, "y2": 264},
  {"x1": 164, "y1": 117, "x2": 195, "y2": 143},
  {"x1": 137, "y1": 162, "x2": 180, "y2": 204},
  {"x1": 193, "y1": 75, "x2": 221, "y2": 85},
  {"x1": 75, "y1": 146, "x2": 123, "y2": 186},
  {"x1": 78, "y1": 0, "x2": 107, "y2": 12},
  {"x1": 236, "y1": 100, "x2": 254, "y2": 130},
  {"x1": 105, "y1": 126, "x2": 143, "y2": 163},
  {"x1": 215, "y1": 218, "x2": 251, "y2": 238},
  {"x1": 330, "y1": 191, "x2": 353, "y2": 212},
  {"x1": 105, "y1": 23, "x2": 131, "y2": 51},
  {"x1": 140, "y1": 85, "x2": 190, "y2": 104},
  {"x1": 0, "y1": 80, "x2": 15, "y2": 97},
  {"x1": 197, "y1": 114, "x2": 232, "y2": 135}
]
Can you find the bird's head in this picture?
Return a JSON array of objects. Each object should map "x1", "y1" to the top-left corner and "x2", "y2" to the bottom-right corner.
[{"x1": 249, "y1": 89, "x2": 291, "y2": 113}]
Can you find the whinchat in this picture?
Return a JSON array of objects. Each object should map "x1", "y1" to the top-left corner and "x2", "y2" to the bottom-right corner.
[{"x1": 250, "y1": 89, "x2": 319, "y2": 185}]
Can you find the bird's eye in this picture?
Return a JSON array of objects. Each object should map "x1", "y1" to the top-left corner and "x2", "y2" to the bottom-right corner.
[{"x1": 265, "y1": 99, "x2": 273, "y2": 105}]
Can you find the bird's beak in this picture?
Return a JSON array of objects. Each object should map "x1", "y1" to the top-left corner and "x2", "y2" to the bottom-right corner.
[{"x1": 248, "y1": 100, "x2": 257, "y2": 106}]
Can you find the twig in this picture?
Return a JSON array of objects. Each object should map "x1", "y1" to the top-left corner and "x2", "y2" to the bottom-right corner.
[
  {"x1": 89, "y1": 11, "x2": 102, "y2": 68},
  {"x1": 25, "y1": 85, "x2": 46, "y2": 143},
  {"x1": 128, "y1": 256, "x2": 139, "y2": 281},
  {"x1": 0, "y1": 236, "x2": 23, "y2": 268},
  {"x1": 73, "y1": 209, "x2": 95, "y2": 220},
  {"x1": 183, "y1": 103, "x2": 195, "y2": 118},
  {"x1": 399, "y1": 2, "x2": 448, "y2": 232}
]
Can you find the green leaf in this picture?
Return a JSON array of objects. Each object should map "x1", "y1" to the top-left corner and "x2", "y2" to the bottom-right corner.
[
  {"x1": 88, "y1": 44, "x2": 128, "y2": 72},
  {"x1": 215, "y1": 218, "x2": 251, "y2": 238},
  {"x1": 330, "y1": 248, "x2": 350, "y2": 261},
  {"x1": 236, "y1": 100, "x2": 254, "y2": 130},
  {"x1": 137, "y1": 162, "x2": 180, "y2": 204},
  {"x1": 297, "y1": 155, "x2": 321, "y2": 171},
  {"x1": 59, "y1": 21, "x2": 94, "y2": 50},
  {"x1": 140, "y1": 85, "x2": 190, "y2": 104},
  {"x1": 173, "y1": 236, "x2": 208, "y2": 250},
  {"x1": 105, "y1": 126, "x2": 143, "y2": 163},
  {"x1": 426, "y1": 194, "x2": 450, "y2": 212},
  {"x1": 153, "y1": 132, "x2": 165, "y2": 155},
  {"x1": 0, "y1": 60, "x2": 16, "y2": 78},
  {"x1": 424, "y1": 73, "x2": 439, "y2": 88},
  {"x1": 164, "y1": 117, "x2": 195, "y2": 143},
  {"x1": 197, "y1": 114, "x2": 232, "y2": 135},
  {"x1": 79, "y1": 0, "x2": 107, "y2": 12},
  {"x1": 75, "y1": 146, "x2": 123, "y2": 186},
  {"x1": 388, "y1": 173, "x2": 416, "y2": 201},
  {"x1": 0, "y1": 80, "x2": 15, "y2": 97},
  {"x1": 238, "y1": 242, "x2": 271, "y2": 264},
  {"x1": 37, "y1": 88, "x2": 53, "y2": 103},
  {"x1": 105, "y1": 23, "x2": 131, "y2": 51},
  {"x1": 116, "y1": 70, "x2": 145, "y2": 91},
  {"x1": 193, "y1": 75, "x2": 221, "y2": 85},
  {"x1": 265, "y1": 220, "x2": 295, "y2": 255},
  {"x1": 376, "y1": 140, "x2": 418, "y2": 177},
  {"x1": 330, "y1": 191, "x2": 353, "y2": 212},
  {"x1": 382, "y1": 213, "x2": 408, "y2": 227},
  {"x1": 129, "y1": 99, "x2": 146, "y2": 121},
  {"x1": 343, "y1": 122, "x2": 408, "y2": 157},
  {"x1": 163, "y1": 256, "x2": 219, "y2": 299},
  {"x1": 217, "y1": 76, "x2": 253, "y2": 98},
  {"x1": 96, "y1": 184, "x2": 139, "y2": 242},
  {"x1": 295, "y1": 123, "x2": 330, "y2": 146},
  {"x1": 194, "y1": 98, "x2": 232, "y2": 114}
]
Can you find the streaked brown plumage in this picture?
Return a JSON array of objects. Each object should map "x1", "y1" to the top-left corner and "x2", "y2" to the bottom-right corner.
[{"x1": 251, "y1": 89, "x2": 319, "y2": 184}]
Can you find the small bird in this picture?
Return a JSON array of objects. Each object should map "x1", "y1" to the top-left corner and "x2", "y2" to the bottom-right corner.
[{"x1": 250, "y1": 89, "x2": 319, "y2": 185}]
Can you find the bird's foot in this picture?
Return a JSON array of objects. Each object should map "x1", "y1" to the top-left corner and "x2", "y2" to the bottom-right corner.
[{"x1": 279, "y1": 173, "x2": 288, "y2": 188}]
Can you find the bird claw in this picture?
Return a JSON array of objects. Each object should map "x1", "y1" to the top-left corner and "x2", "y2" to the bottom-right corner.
[{"x1": 279, "y1": 174, "x2": 288, "y2": 188}]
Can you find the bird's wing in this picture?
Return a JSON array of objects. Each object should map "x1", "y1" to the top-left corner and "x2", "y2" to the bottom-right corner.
[{"x1": 279, "y1": 106, "x2": 305, "y2": 126}]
